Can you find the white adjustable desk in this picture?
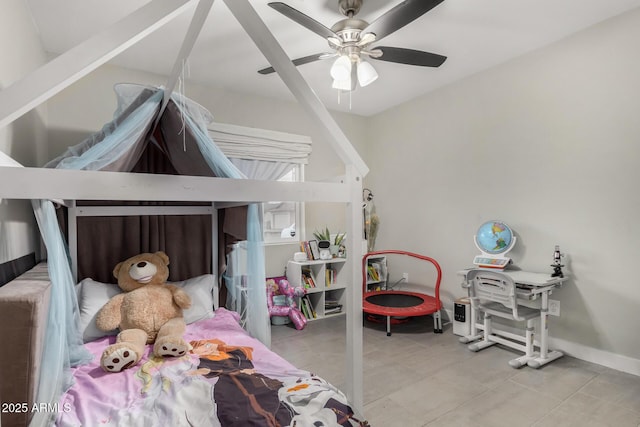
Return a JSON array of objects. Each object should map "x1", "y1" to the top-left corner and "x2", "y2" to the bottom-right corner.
[{"x1": 458, "y1": 269, "x2": 567, "y2": 368}]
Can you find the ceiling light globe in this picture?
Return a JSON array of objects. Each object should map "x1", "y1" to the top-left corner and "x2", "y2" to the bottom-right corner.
[
  {"x1": 332, "y1": 78, "x2": 352, "y2": 91},
  {"x1": 330, "y1": 55, "x2": 352, "y2": 81},
  {"x1": 357, "y1": 60, "x2": 378, "y2": 87}
]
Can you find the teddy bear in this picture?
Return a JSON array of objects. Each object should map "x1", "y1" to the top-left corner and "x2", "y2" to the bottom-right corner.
[{"x1": 95, "y1": 251, "x2": 192, "y2": 372}]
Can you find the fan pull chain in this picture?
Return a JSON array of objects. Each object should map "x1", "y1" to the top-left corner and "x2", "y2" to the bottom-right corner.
[{"x1": 336, "y1": 90, "x2": 353, "y2": 111}]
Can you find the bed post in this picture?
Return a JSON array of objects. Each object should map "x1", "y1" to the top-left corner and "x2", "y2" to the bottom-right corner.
[
  {"x1": 223, "y1": 0, "x2": 367, "y2": 411},
  {"x1": 211, "y1": 202, "x2": 219, "y2": 309},
  {"x1": 345, "y1": 165, "x2": 364, "y2": 413}
]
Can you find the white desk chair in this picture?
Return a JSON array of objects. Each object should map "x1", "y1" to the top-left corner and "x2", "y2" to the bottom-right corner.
[{"x1": 466, "y1": 270, "x2": 540, "y2": 368}]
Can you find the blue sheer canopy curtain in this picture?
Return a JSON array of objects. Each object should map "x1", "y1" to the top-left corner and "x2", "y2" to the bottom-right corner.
[
  {"x1": 30, "y1": 200, "x2": 93, "y2": 427},
  {"x1": 30, "y1": 85, "x2": 268, "y2": 426}
]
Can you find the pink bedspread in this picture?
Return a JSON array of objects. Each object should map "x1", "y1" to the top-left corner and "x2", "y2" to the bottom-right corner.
[{"x1": 55, "y1": 308, "x2": 367, "y2": 426}]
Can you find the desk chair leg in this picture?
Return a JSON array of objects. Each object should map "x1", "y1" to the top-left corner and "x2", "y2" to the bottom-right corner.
[
  {"x1": 459, "y1": 334, "x2": 481, "y2": 344},
  {"x1": 467, "y1": 312, "x2": 496, "y2": 352},
  {"x1": 459, "y1": 306, "x2": 482, "y2": 343},
  {"x1": 508, "y1": 319, "x2": 536, "y2": 368},
  {"x1": 459, "y1": 334, "x2": 482, "y2": 344},
  {"x1": 468, "y1": 340, "x2": 496, "y2": 352}
]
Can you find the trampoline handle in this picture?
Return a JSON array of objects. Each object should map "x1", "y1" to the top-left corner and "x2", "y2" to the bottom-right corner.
[{"x1": 362, "y1": 250, "x2": 442, "y2": 303}]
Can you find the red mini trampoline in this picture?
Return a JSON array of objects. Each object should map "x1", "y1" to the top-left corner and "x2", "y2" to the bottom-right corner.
[{"x1": 362, "y1": 250, "x2": 443, "y2": 336}]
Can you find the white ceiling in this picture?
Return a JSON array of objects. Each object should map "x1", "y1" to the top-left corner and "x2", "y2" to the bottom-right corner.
[{"x1": 25, "y1": 0, "x2": 640, "y2": 117}]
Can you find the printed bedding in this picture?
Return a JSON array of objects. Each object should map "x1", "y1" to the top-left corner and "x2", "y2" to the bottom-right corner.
[{"x1": 56, "y1": 308, "x2": 367, "y2": 426}]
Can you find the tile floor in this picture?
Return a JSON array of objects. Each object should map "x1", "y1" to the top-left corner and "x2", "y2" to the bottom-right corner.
[{"x1": 271, "y1": 315, "x2": 640, "y2": 427}]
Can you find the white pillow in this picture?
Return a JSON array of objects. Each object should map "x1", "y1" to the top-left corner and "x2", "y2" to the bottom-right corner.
[
  {"x1": 76, "y1": 278, "x2": 121, "y2": 343},
  {"x1": 76, "y1": 274, "x2": 216, "y2": 343},
  {"x1": 169, "y1": 275, "x2": 216, "y2": 324}
]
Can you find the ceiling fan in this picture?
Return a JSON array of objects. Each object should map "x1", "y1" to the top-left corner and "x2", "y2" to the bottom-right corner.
[{"x1": 258, "y1": 0, "x2": 447, "y2": 91}]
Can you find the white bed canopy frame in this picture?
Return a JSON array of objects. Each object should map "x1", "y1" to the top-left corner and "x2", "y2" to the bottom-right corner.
[{"x1": 0, "y1": 0, "x2": 368, "y2": 412}]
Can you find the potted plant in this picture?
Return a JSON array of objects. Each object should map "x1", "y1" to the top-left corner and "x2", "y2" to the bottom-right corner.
[
  {"x1": 313, "y1": 226, "x2": 331, "y2": 243},
  {"x1": 313, "y1": 227, "x2": 346, "y2": 257}
]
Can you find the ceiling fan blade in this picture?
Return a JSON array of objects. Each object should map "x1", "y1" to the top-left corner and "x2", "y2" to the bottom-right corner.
[
  {"x1": 372, "y1": 46, "x2": 447, "y2": 67},
  {"x1": 363, "y1": 0, "x2": 444, "y2": 42},
  {"x1": 258, "y1": 53, "x2": 329, "y2": 75},
  {"x1": 268, "y1": 2, "x2": 338, "y2": 39}
]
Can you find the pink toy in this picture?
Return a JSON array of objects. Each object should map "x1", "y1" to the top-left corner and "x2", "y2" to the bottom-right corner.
[{"x1": 266, "y1": 278, "x2": 307, "y2": 330}]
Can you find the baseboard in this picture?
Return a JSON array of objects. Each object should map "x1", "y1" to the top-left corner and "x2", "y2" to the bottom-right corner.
[
  {"x1": 442, "y1": 308, "x2": 640, "y2": 376},
  {"x1": 549, "y1": 336, "x2": 640, "y2": 376}
]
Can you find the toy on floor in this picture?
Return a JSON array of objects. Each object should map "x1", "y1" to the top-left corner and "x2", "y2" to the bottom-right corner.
[
  {"x1": 267, "y1": 278, "x2": 307, "y2": 330},
  {"x1": 362, "y1": 250, "x2": 443, "y2": 336},
  {"x1": 96, "y1": 251, "x2": 192, "y2": 372}
]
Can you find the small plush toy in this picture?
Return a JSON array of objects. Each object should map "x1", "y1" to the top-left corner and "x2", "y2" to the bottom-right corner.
[
  {"x1": 267, "y1": 278, "x2": 307, "y2": 330},
  {"x1": 95, "y1": 251, "x2": 192, "y2": 372}
]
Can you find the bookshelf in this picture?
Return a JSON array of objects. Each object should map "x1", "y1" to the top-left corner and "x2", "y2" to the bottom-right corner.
[
  {"x1": 286, "y1": 258, "x2": 347, "y2": 320},
  {"x1": 365, "y1": 255, "x2": 387, "y2": 292}
]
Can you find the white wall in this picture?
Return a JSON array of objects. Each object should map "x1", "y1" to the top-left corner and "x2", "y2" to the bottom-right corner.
[
  {"x1": 365, "y1": 8, "x2": 640, "y2": 368},
  {"x1": 0, "y1": 0, "x2": 48, "y2": 263}
]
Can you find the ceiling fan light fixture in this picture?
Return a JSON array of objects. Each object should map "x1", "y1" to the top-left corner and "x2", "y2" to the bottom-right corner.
[
  {"x1": 265, "y1": 0, "x2": 447, "y2": 100},
  {"x1": 330, "y1": 55, "x2": 352, "y2": 81},
  {"x1": 357, "y1": 60, "x2": 378, "y2": 87},
  {"x1": 332, "y1": 77, "x2": 352, "y2": 91}
]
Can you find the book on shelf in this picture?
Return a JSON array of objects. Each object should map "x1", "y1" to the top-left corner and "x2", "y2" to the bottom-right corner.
[
  {"x1": 301, "y1": 267, "x2": 316, "y2": 288},
  {"x1": 301, "y1": 295, "x2": 316, "y2": 319},
  {"x1": 299, "y1": 298, "x2": 310, "y2": 319},
  {"x1": 367, "y1": 263, "x2": 382, "y2": 282},
  {"x1": 324, "y1": 299, "x2": 341, "y2": 309},
  {"x1": 299, "y1": 240, "x2": 321, "y2": 260},
  {"x1": 308, "y1": 240, "x2": 320, "y2": 260},
  {"x1": 300, "y1": 241, "x2": 312, "y2": 261},
  {"x1": 325, "y1": 268, "x2": 337, "y2": 287},
  {"x1": 324, "y1": 305, "x2": 343, "y2": 315}
]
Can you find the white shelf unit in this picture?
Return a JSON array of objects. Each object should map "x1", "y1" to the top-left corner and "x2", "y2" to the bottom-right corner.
[
  {"x1": 286, "y1": 258, "x2": 347, "y2": 320},
  {"x1": 365, "y1": 255, "x2": 387, "y2": 292}
]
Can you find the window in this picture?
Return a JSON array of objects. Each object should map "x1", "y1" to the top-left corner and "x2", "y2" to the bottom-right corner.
[
  {"x1": 263, "y1": 165, "x2": 304, "y2": 245},
  {"x1": 207, "y1": 122, "x2": 311, "y2": 245}
]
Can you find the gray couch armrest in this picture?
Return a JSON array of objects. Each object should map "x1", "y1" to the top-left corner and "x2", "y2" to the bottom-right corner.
[{"x1": 0, "y1": 263, "x2": 50, "y2": 427}]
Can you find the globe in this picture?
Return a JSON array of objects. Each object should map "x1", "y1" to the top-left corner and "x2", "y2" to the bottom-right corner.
[{"x1": 475, "y1": 221, "x2": 514, "y2": 255}]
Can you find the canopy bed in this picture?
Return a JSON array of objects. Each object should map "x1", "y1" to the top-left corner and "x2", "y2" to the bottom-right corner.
[
  {"x1": 0, "y1": 0, "x2": 368, "y2": 425},
  {"x1": 0, "y1": 83, "x2": 366, "y2": 426}
]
